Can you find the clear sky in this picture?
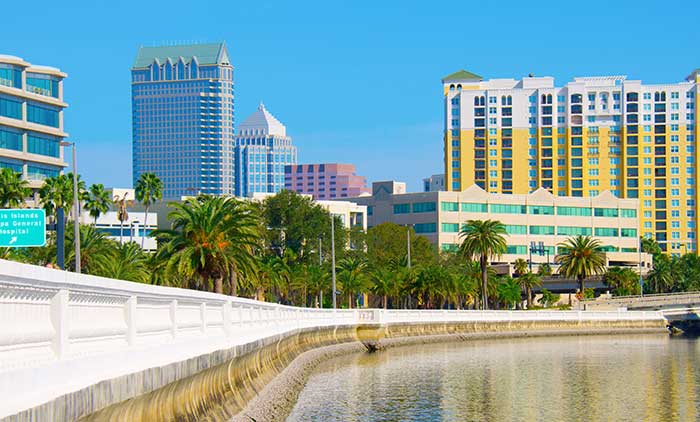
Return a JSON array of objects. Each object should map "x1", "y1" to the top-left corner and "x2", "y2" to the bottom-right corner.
[{"x1": 3, "y1": 0, "x2": 699, "y2": 191}]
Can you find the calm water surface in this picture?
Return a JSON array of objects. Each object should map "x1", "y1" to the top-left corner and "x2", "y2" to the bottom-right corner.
[{"x1": 287, "y1": 335, "x2": 700, "y2": 422}]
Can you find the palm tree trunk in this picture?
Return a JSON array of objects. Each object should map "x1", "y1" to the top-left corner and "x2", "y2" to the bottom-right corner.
[
  {"x1": 383, "y1": 294, "x2": 388, "y2": 309},
  {"x1": 214, "y1": 275, "x2": 223, "y2": 295},
  {"x1": 230, "y1": 271, "x2": 238, "y2": 297},
  {"x1": 142, "y1": 205, "x2": 149, "y2": 249},
  {"x1": 348, "y1": 293, "x2": 352, "y2": 309},
  {"x1": 481, "y1": 254, "x2": 488, "y2": 310},
  {"x1": 579, "y1": 275, "x2": 585, "y2": 297},
  {"x1": 527, "y1": 286, "x2": 532, "y2": 309}
]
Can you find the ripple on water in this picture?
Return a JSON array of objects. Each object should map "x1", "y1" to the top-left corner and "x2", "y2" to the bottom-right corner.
[{"x1": 287, "y1": 335, "x2": 700, "y2": 422}]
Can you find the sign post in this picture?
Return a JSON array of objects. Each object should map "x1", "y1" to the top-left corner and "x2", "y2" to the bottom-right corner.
[{"x1": 0, "y1": 209, "x2": 46, "y2": 247}]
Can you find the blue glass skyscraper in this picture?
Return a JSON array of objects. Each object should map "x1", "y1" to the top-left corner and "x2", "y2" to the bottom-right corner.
[
  {"x1": 234, "y1": 103, "x2": 296, "y2": 196},
  {"x1": 131, "y1": 43, "x2": 234, "y2": 199}
]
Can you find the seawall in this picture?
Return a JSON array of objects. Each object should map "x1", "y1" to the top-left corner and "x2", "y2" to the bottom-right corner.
[{"x1": 81, "y1": 318, "x2": 665, "y2": 422}]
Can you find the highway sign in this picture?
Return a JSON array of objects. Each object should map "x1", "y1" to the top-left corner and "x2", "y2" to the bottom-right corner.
[{"x1": 0, "y1": 209, "x2": 46, "y2": 247}]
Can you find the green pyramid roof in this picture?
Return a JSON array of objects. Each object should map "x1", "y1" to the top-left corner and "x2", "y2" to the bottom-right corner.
[
  {"x1": 132, "y1": 42, "x2": 229, "y2": 68},
  {"x1": 442, "y1": 70, "x2": 483, "y2": 82}
]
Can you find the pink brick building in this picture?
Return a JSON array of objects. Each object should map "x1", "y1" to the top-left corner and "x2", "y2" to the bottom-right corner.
[{"x1": 284, "y1": 163, "x2": 370, "y2": 200}]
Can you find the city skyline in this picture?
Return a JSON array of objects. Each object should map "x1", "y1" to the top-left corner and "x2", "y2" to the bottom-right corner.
[{"x1": 3, "y1": 0, "x2": 700, "y2": 192}]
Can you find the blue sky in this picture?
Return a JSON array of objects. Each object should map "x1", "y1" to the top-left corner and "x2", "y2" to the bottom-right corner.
[{"x1": 3, "y1": 0, "x2": 699, "y2": 191}]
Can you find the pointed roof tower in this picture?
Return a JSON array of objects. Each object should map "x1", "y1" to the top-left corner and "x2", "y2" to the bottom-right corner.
[{"x1": 238, "y1": 103, "x2": 287, "y2": 137}]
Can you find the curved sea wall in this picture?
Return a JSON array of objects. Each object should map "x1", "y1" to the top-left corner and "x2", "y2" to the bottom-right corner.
[{"x1": 0, "y1": 260, "x2": 668, "y2": 422}]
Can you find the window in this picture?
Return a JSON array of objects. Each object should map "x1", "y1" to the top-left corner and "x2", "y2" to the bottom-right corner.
[
  {"x1": 594, "y1": 208, "x2": 618, "y2": 217},
  {"x1": 441, "y1": 223, "x2": 460, "y2": 233},
  {"x1": 530, "y1": 225, "x2": 555, "y2": 235},
  {"x1": 0, "y1": 97, "x2": 22, "y2": 119},
  {"x1": 414, "y1": 223, "x2": 436, "y2": 234},
  {"x1": 490, "y1": 204, "x2": 526, "y2": 214},
  {"x1": 412, "y1": 202, "x2": 436, "y2": 213},
  {"x1": 528, "y1": 205, "x2": 554, "y2": 215},
  {"x1": 621, "y1": 228, "x2": 637, "y2": 237},
  {"x1": 27, "y1": 134, "x2": 60, "y2": 157},
  {"x1": 558, "y1": 226, "x2": 592, "y2": 236},
  {"x1": 441, "y1": 202, "x2": 459, "y2": 212},
  {"x1": 26, "y1": 74, "x2": 59, "y2": 98},
  {"x1": 462, "y1": 202, "x2": 487, "y2": 213},
  {"x1": 506, "y1": 245, "x2": 527, "y2": 255},
  {"x1": 621, "y1": 209, "x2": 637, "y2": 218},
  {"x1": 393, "y1": 204, "x2": 410, "y2": 214},
  {"x1": 595, "y1": 228, "x2": 619, "y2": 237},
  {"x1": 27, "y1": 104, "x2": 59, "y2": 127},
  {"x1": 504, "y1": 225, "x2": 527, "y2": 235},
  {"x1": 556, "y1": 206, "x2": 591, "y2": 217},
  {"x1": 0, "y1": 128, "x2": 22, "y2": 151}
]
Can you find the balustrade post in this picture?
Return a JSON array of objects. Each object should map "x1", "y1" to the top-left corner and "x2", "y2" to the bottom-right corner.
[
  {"x1": 223, "y1": 302, "x2": 233, "y2": 336},
  {"x1": 50, "y1": 289, "x2": 69, "y2": 360},
  {"x1": 200, "y1": 303, "x2": 207, "y2": 334},
  {"x1": 125, "y1": 296, "x2": 137, "y2": 346},
  {"x1": 170, "y1": 300, "x2": 178, "y2": 338}
]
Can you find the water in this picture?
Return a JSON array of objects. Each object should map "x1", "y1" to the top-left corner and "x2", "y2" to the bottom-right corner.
[{"x1": 288, "y1": 335, "x2": 700, "y2": 422}]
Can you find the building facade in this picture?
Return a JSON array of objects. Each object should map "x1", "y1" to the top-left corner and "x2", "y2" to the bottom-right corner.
[
  {"x1": 0, "y1": 55, "x2": 68, "y2": 189},
  {"x1": 284, "y1": 163, "x2": 370, "y2": 200},
  {"x1": 234, "y1": 103, "x2": 296, "y2": 196},
  {"x1": 423, "y1": 173, "x2": 445, "y2": 192},
  {"x1": 443, "y1": 70, "x2": 700, "y2": 255},
  {"x1": 131, "y1": 43, "x2": 235, "y2": 200},
  {"x1": 350, "y1": 181, "x2": 648, "y2": 269}
]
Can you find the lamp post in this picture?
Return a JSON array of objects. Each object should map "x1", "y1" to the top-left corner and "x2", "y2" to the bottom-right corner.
[
  {"x1": 639, "y1": 236, "x2": 644, "y2": 297},
  {"x1": 318, "y1": 235, "x2": 323, "y2": 308},
  {"x1": 60, "y1": 141, "x2": 80, "y2": 273},
  {"x1": 331, "y1": 215, "x2": 337, "y2": 309},
  {"x1": 406, "y1": 224, "x2": 412, "y2": 270},
  {"x1": 529, "y1": 241, "x2": 546, "y2": 273}
]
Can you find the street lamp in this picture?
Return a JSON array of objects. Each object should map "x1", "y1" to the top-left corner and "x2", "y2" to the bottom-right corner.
[
  {"x1": 331, "y1": 214, "x2": 337, "y2": 309},
  {"x1": 60, "y1": 141, "x2": 80, "y2": 273},
  {"x1": 406, "y1": 224, "x2": 413, "y2": 270},
  {"x1": 528, "y1": 241, "x2": 548, "y2": 273}
]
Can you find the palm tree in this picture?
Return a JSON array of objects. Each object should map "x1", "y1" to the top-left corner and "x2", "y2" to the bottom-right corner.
[
  {"x1": 519, "y1": 271, "x2": 542, "y2": 309},
  {"x1": 337, "y1": 257, "x2": 369, "y2": 308},
  {"x1": 84, "y1": 183, "x2": 111, "y2": 225},
  {"x1": 513, "y1": 258, "x2": 528, "y2": 277},
  {"x1": 459, "y1": 219, "x2": 507, "y2": 310},
  {"x1": 555, "y1": 236, "x2": 606, "y2": 296},
  {"x1": 64, "y1": 224, "x2": 116, "y2": 274},
  {"x1": 94, "y1": 242, "x2": 149, "y2": 283},
  {"x1": 0, "y1": 168, "x2": 30, "y2": 208},
  {"x1": 135, "y1": 173, "x2": 163, "y2": 249},
  {"x1": 370, "y1": 266, "x2": 394, "y2": 309},
  {"x1": 603, "y1": 267, "x2": 639, "y2": 296},
  {"x1": 153, "y1": 196, "x2": 261, "y2": 295},
  {"x1": 641, "y1": 237, "x2": 661, "y2": 256},
  {"x1": 645, "y1": 254, "x2": 675, "y2": 293},
  {"x1": 38, "y1": 173, "x2": 87, "y2": 221},
  {"x1": 497, "y1": 277, "x2": 522, "y2": 309},
  {"x1": 537, "y1": 262, "x2": 553, "y2": 277}
]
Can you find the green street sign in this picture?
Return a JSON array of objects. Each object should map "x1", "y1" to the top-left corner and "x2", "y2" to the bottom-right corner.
[{"x1": 0, "y1": 209, "x2": 46, "y2": 247}]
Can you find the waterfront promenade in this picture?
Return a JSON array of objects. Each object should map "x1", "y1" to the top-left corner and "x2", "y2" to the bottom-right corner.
[{"x1": 0, "y1": 259, "x2": 667, "y2": 421}]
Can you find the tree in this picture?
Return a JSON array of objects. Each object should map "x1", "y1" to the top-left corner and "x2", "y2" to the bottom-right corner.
[
  {"x1": 497, "y1": 276, "x2": 521, "y2": 309},
  {"x1": 459, "y1": 219, "x2": 507, "y2": 310},
  {"x1": 537, "y1": 262, "x2": 553, "y2": 277},
  {"x1": 337, "y1": 257, "x2": 369, "y2": 308},
  {"x1": 539, "y1": 288, "x2": 560, "y2": 308},
  {"x1": 153, "y1": 196, "x2": 261, "y2": 294},
  {"x1": 519, "y1": 271, "x2": 542, "y2": 309},
  {"x1": 603, "y1": 267, "x2": 640, "y2": 296},
  {"x1": 64, "y1": 224, "x2": 115, "y2": 274},
  {"x1": 555, "y1": 236, "x2": 606, "y2": 296},
  {"x1": 645, "y1": 253, "x2": 676, "y2": 293},
  {"x1": 513, "y1": 258, "x2": 528, "y2": 277},
  {"x1": 84, "y1": 183, "x2": 111, "y2": 225},
  {"x1": 370, "y1": 266, "x2": 395, "y2": 309},
  {"x1": 366, "y1": 222, "x2": 436, "y2": 269},
  {"x1": 0, "y1": 168, "x2": 30, "y2": 208},
  {"x1": 135, "y1": 173, "x2": 163, "y2": 249},
  {"x1": 641, "y1": 237, "x2": 662, "y2": 256},
  {"x1": 94, "y1": 242, "x2": 149, "y2": 283},
  {"x1": 38, "y1": 173, "x2": 87, "y2": 220}
]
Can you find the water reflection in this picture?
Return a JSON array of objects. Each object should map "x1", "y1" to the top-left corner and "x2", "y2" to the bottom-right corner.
[{"x1": 287, "y1": 335, "x2": 700, "y2": 422}]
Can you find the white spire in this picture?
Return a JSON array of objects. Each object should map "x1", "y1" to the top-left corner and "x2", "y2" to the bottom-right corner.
[{"x1": 238, "y1": 102, "x2": 286, "y2": 137}]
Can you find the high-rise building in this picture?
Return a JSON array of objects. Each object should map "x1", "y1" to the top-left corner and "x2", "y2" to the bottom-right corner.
[
  {"x1": 423, "y1": 173, "x2": 445, "y2": 192},
  {"x1": 0, "y1": 55, "x2": 68, "y2": 189},
  {"x1": 284, "y1": 163, "x2": 370, "y2": 200},
  {"x1": 234, "y1": 103, "x2": 296, "y2": 196},
  {"x1": 131, "y1": 43, "x2": 235, "y2": 200},
  {"x1": 443, "y1": 69, "x2": 700, "y2": 254}
]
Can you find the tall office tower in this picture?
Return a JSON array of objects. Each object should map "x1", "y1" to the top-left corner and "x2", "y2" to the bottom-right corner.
[
  {"x1": 443, "y1": 69, "x2": 700, "y2": 254},
  {"x1": 131, "y1": 43, "x2": 234, "y2": 200},
  {"x1": 0, "y1": 55, "x2": 68, "y2": 189},
  {"x1": 234, "y1": 103, "x2": 296, "y2": 197}
]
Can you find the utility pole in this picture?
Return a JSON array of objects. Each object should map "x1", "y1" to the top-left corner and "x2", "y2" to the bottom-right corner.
[
  {"x1": 319, "y1": 236, "x2": 323, "y2": 308},
  {"x1": 406, "y1": 224, "x2": 412, "y2": 270},
  {"x1": 61, "y1": 142, "x2": 81, "y2": 274},
  {"x1": 639, "y1": 236, "x2": 644, "y2": 297},
  {"x1": 331, "y1": 216, "x2": 337, "y2": 309}
]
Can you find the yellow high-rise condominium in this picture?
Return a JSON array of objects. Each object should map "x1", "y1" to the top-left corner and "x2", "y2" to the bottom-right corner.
[{"x1": 443, "y1": 69, "x2": 700, "y2": 255}]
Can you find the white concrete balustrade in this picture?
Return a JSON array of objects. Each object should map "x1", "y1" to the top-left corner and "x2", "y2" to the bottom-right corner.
[{"x1": 0, "y1": 259, "x2": 666, "y2": 419}]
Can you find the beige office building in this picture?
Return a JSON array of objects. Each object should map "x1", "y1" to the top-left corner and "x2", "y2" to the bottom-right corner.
[{"x1": 351, "y1": 181, "x2": 650, "y2": 269}]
